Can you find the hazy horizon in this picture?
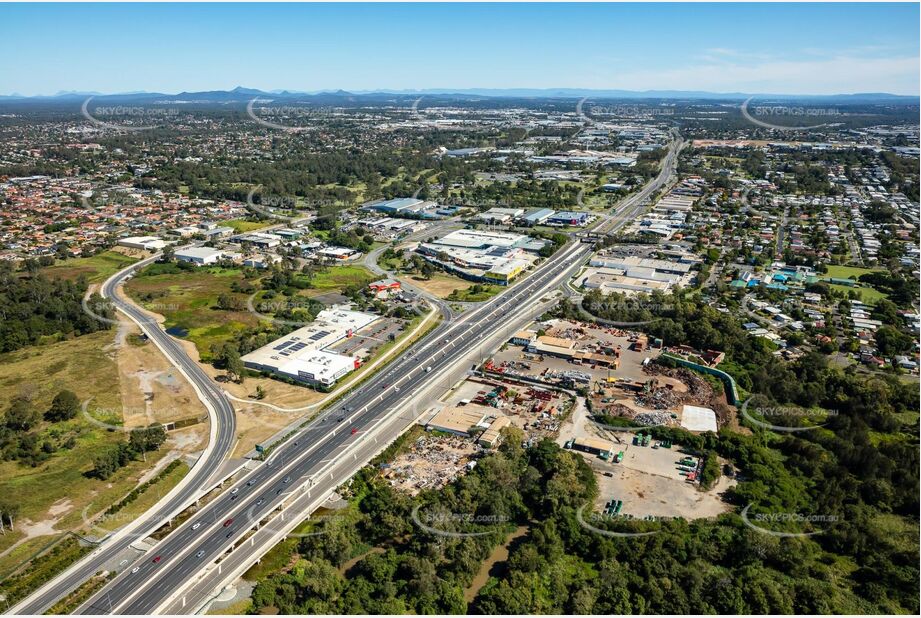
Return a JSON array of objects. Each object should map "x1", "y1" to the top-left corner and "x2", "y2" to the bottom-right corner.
[{"x1": 1, "y1": 2, "x2": 918, "y2": 97}]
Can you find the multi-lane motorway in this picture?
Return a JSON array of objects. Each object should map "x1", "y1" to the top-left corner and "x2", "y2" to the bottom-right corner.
[
  {"x1": 10, "y1": 254, "x2": 239, "y2": 616},
  {"x1": 11, "y1": 135, "x2": 682, "y2": 616},
  {"x1": 79, "y1": 239, "x2": 592, "y2": 614},
  {"x1": 85, "y1": 141, "x2": 681, "y2": 612}
]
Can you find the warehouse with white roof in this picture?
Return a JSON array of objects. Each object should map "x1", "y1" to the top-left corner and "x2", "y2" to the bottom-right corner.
[{"x1": 241, "y1": 307, "x2": 378, "y2": 387}]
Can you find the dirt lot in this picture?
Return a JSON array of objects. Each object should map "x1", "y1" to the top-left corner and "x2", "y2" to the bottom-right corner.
[
  {"x1": 405, "y1": 273, "x2": 473, "y2": 298},
  {"x1": 587, "y1": 453, "x2": 735, "y2": 519},
  {"x1": 116, "y1": 323, "x2": 206, "y2": 435},
  {"x1": 574, "y1": 428, "x2": 734, "y2": 520}
]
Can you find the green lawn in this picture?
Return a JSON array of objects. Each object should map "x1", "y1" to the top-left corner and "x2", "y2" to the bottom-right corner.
[
  {"x1": 828, "y1": 283, "x2": 888, "y2": 305},
  {"x1": 825, "y1": 265, "x2": 883, "y2": 280},
  {"x1": 447, "y1": 283, "x2": 503, "y2": 302},
  {"x1": 42, "y1": 251, "x2": 138, "y2": 283}
]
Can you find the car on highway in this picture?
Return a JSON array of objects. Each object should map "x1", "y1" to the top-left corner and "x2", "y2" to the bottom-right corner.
[
  {"x1": 230, "y1": 487, "x2": 239, "y2": 495},
  {"x1": 223, "y1": 518, "x2": 234, "y2": 527},
  {"x1": 131, "y1": 566, "x2": 140, "y2": 574},
  {"x1": 350, "y1": 427, "x2": 358, "y2": 435},
  {"x1": 336, "y1": 415, "x2": 345, "y2": 422},
  {"x1": 247, "y1": 479, "x2": 255, "y2": 486},
  {"x1": 192, "y1": 521, "x2": 201, "y2": 530},
  {"x1": 195, "y1": 550, "x2": 206, "y2": 559},
  {"x1": 152, "y1": 555, "x2": 162, "y2": 564},
  {"x1": 283, "y1": 476, "x2": 291, "y2": 483},
  {"x1": 255, "y1": 498, "x2": 265, "y2": 507}
]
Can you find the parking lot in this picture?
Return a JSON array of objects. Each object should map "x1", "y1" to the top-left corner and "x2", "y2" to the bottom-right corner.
[
  {"x1": 328, "y1": 316, "x2": 404, "y2": 358},
  {"x1": 577, "y1": 429, "x2": 734, "y2": 519}
]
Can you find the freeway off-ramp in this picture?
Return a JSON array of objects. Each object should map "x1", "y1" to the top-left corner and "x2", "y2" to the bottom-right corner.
[
  {"x1": 79, "y1": 239, "x2": 592, "y2": 614},
  {"x1": 83, "y1": 144, "x2": 677, "y2": 613},
  {"x1": 9, "y1": 253, "x2": 239, "y2": 616},
  {"x1": 11, "y1": 137, "x2": 680, "y2": 616}
]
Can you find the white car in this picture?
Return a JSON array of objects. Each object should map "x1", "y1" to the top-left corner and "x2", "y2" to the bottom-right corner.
[
  {"x1": 191, "y1": 522, "x2": 201, "y2": 531},
  {"x1": 131, "y1": 566, "x2": 140, "y2": 574}
]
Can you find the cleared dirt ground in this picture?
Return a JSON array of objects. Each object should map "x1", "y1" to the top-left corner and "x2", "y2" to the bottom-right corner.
[{"x1": 575, "y1": 428, "x2": 735, "y2": 520}]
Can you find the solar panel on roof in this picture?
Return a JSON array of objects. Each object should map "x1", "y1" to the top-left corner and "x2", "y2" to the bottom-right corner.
[
  {"x1": 273, "y1": 340, "x2": 294, "y2": 351},
  {"x1": 309, "y1": 330, "x2": 330, "y2": 341}
]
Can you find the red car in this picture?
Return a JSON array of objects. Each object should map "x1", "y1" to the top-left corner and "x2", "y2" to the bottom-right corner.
[
  {"x1": 223, "y1": 518, "x2": 234, "y2": 527},
  {"x1": 350, "y1": 427, "x2": 358, "y2": 435},
  {"x1": 152, "y1": 555, "x2": 162, "y2": 564}
]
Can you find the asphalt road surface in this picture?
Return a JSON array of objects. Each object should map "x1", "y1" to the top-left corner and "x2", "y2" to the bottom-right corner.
[
  {"x1": 11, "y1": 253, "x2": 238, "y2": 616},
  {"x1": 80, "y1": 241, "x2": 592, "y2": 615}
]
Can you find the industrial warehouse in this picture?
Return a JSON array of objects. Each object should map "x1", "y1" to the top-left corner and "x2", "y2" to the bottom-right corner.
[
  {"x1": 415, "y1": 228, "x2": 548, "y2": 284},
  {"x1": 576, "y1": 252, "x2": 698, "y2": 295},
  {"x1": 241, "y1": 307, "x2": 379, "y2": 387}
]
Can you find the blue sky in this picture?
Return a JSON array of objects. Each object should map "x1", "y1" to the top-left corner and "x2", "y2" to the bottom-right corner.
[{"x1": 1, "y1": 2, "x2": 918, "y2": 96}]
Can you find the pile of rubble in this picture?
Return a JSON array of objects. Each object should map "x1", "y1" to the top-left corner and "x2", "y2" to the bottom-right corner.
[
  {"x1": 643, "y1": 366, "x2": 714, "y2": 403},
  {"x1": 635, "y1": 385, "x2": 684, "y2": 410},
  {"x1": 381, "y1": 435, "x2": 478, "y2": 496},
  {"x1": 634, "y1": 411, "x2": 673, "y2": 426}
]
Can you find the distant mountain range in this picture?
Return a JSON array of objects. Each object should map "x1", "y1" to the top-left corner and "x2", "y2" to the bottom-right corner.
[{"x1": 0, "y1": 86, "x2": 917, "y2": 105}]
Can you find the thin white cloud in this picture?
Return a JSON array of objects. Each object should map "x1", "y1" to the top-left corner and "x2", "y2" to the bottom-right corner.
[{"x1": 594, "y1": 54, "x2": 919, "y2": 95}]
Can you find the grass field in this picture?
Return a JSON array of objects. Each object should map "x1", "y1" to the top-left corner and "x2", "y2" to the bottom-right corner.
[
  {"x1": 207, "y1": 598, "x2": 253, "y2": 615},
  {"x1": 0, "y1": 331, "x2": 170, "y2": 556},
  {"x1": 828, "y1": 283, "x2": 888, "y2": 305},
  {"x1": 224, "y1": 219, "x2": 272, "y2": 233},
  {"x1": 447, "y1": 282, "x2": 503, "y2": 302},
  {"x1": 42, "y1": 251, "x2": 139, "y2": 283},
  {"x1": 107, "y1": 460, "x2": 189, "y2": 525},
  {"x1": 300, "y1": 264, "x2": 376, "y2": 294},
  {"x1": 825, "y1": 265, "x2": 883, "y2": 280},
  {"x1": 125, "y1": 266, "x2": 260, "y2": 359}
]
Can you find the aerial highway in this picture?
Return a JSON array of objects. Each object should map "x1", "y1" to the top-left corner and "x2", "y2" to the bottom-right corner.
[
  {"x1": 77, "y1": 237, "x2": 592, "y2": 615},
  {"x1": 16, "y1": 136, "x2": 681, "y2": 616},
  {"x1": 597, "y1": 132, "x2": 684, "y2": 234},
  {"x1": 10, "y1": 252, "x2": 239, "y2": 616}
]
